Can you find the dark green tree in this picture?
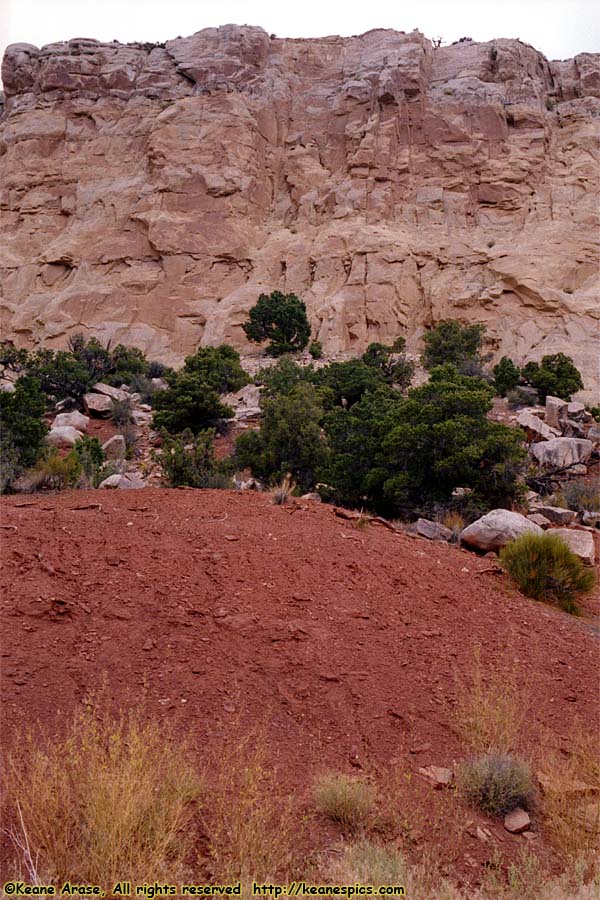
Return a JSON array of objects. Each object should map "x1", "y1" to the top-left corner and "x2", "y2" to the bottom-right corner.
[
  {"x1": 321, "y1": 365, "x2": 525, "y2": 515},
  {"x1": 0, "y1": 376, "x2": 47, "y2": 491},
  {"x1": 152, "y1": 373, "x2": 233, "y2": 435},
  {"x1": 181, "y1": 345, "x2": 248, "y2": 394},
  {"x1": 258, "y1": 356, "x2": 314, "y2": 399},
  {"x1": 156, "y1": 428, "x2": 232, "y2": 488},
  {"x1": 24, "y1": 349, "x2": 94, "y2": 403},
  {"x1": 422, "y1": 320, "x2": 487, "y2": 375},
  {"x1": 242, "y1": 291, "x2": 311, "y2": 356},
  {"x1": 521, "y1": 353, "x2": 584, "y2": 402},
  {"x1": 493, "y1": 356, "x2": 521, "y2": 397},
  {"x1": 313, "y1": 359, "x2": 388, "y2": 409},
  {"x1": 235, "y1": 383, "x2": 327, "y2": 491}
]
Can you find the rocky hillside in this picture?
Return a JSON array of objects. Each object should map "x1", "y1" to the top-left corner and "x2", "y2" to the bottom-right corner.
[{"x1": 1, "y1": 27, "x2": 598, "y2": 398}]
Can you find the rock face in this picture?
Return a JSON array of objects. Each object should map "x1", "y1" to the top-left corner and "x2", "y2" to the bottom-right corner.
[
  {"x1": 1, "y1": 28, "x2": 599, "y2": 399},
  {"x1": 460, "y1": 509, "x2": 542, "y2": 551},
  {"x1": 530, "y1": 437, "x2": 593, "y2": 468}
]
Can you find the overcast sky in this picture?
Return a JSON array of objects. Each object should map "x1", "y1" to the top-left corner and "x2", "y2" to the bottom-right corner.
[{"x1": 1, "y1": 0, "x2": 599, "y2": 87}]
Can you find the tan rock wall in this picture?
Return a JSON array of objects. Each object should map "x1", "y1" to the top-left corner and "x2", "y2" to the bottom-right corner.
[{"x1": 1, "y1": 28, "x2": 598, "y2": 398}]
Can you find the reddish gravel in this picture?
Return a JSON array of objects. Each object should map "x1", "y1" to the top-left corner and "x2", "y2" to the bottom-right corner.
[{"x1": 1, "y1": 488, "x2": 598, "y2": 880}]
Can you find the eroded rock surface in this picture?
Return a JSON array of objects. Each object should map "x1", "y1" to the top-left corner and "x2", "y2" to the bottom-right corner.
[{"x1": 1, "y1": 28, "x2": 599, "y2": 398}]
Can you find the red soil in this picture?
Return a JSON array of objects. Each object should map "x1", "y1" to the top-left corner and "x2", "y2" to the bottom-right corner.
[{"x1": 1, "y1": 489, "x2": 598, "y2": 882}]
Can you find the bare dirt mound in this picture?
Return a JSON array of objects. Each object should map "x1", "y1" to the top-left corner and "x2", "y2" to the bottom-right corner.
[{"x1": 2, "y1": 489, "x2": 597, "y2": 758}]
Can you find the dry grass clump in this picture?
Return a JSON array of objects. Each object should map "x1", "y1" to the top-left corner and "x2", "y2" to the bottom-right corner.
[
  {"x1": 552, "y1": 481, "x2": 600, "y2": 513},
  {"x1": 481, "y1": 848, "x2": 600, "y2": 900},
  {"x1": 2, "y1": 703, "x2": 201, "y2": 885},
  {"x1": 536, "y1": 726, "x2": 600, "y2": 866},
  {"x1": 457, "y1": 752, "x2": 534, "y2": 817},
  {"x1": 499, "y1": 532, "x2": 595, "y2": 614},
  {"x1": 452, "y1": 646, "x2": 528, "y2": 754},
  {"x1": 272, "y1": 473, "x2": 295, "y2": 505},
  {"x1": 201, "y1": 731, "x2": 302, "y2": 883},
  {"x1": 440, "y1": 510, "x2": 466, "y2": 541},
  {"x1": 313, "y1": 773, "x2": 377, "y2": 832}
]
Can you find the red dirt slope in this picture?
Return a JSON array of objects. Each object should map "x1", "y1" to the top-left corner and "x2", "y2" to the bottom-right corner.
[{"x1": 1, "y1": 489, "x2": 597, "y2": 769}]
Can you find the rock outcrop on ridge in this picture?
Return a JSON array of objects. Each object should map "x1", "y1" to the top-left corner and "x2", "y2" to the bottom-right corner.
[{"x1": 1, "y1": 27, "x2": 598, "y2": 397}]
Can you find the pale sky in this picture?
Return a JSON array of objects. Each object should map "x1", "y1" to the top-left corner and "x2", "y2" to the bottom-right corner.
[{"x1": 1, "y1": 0, "x2": 599, "y2": 90}]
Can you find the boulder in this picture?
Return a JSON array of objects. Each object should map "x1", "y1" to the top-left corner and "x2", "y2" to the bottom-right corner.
[
  {"x1": 570, "y1": 464, "x2": 588, "y2": 476},
  {"x1": 0, "y1": 379, "x2": 16, "y2": 393},
  {"x1": 102, "y1": 434, "x2": 127, "y2": 459},
  {"x1": 516, "y1": 410, "x2": 559, "y2": 441},
  {"x1": 52, "y1": 410, "x2": 89, "y2": 432},
  {"x1": 530, "y1": 438, "x2": 593, "y2": 469},
  {"x1": 84, "y1": 392, "x2": 113, "y2": 417},
  {"x1": 99, "y1": 472, "x2": 147, "y2": 490},
  {"x1": 45, "y1": 426, "x2": 83, "y2": 448},
  {"x1": 504, "y1": 808, "x2": 531, "y2": 834},
  {"x1": 588, "y1": 426, "x2": 600, "y2": 444},
  {"x1": 98, "y1": 474, "x2": 121, "y2": 489},
  {"x1": 567, "y1": 401, "x2": 586, "y2": 420},
  {"x1": 551, "y1": 529, "x2": 595, "y2": 566},
  {"x1": 301, "y1": 492, "x2": 322, "y2": 502},
  {"x1": 460, "y1": 510, "x2": 543, "y2": 552},
  {"x1": 563, "y1": 419, "x2": 588, "y2": 439},
  {"x1": 527, "y1": 513, "x2": 552, "y2": 529},
  {"x1": 545, "y1": 396, "x2": 568, "y2": 430},
  {"x1": 150, "y1": 378, "x2": 168, "y2": 391},
  {"x1": 414, "y1": 518, "x2": 453, "y2": 542},
  {"x1": 131, "y1": 410, "x2": 152, "y2": 426},
  {"x1": 92, "y1": 382, "x2": 130, "y2": 402},
  {"x1": 529, "y1": 505, "x2": 577, "y2": 525}
]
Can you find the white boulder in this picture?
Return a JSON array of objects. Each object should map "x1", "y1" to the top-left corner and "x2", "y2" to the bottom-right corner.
[
  {"x1": 551, "y1": 529, "x2": 596, "y2": 566},
  {"x1": 45, "y1": 426, "x2": 83, "y2": 448},
  {"x1": 92, "y1": 382, "x2": 130, "y2": 402},
  {"x1": 545, "y1": 396, "x2": 568, "y2": 430},
  {"x1": 84, "y1": 392, "x2": 113, "y2": 417},
  {"x1": 102, "y1": 435, "x2": 127, "y2": 459},
  {"x1": 460, "y1": 509, "x2": 543, "y2": 552},
  {"x1": 52, "y1": 410, "x2": 89, "y2": 432},
  {"x1": 530, "y1": 438, "x2": 593, "y2": 469}
]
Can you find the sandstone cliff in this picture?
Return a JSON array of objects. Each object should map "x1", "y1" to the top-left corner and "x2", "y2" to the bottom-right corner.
[{"x1": 0, "y1": 27, "x2": 598, "y2": 396}]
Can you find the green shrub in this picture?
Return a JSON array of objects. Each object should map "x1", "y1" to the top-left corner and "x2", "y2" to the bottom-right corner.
[
  {"x1": 242, "y1": 291, "x2": 311, "y2": 356},
  {"x1": 314, "y1": 359, "x2": 388, "y2": 409},
  {"x1": 126, "y1": 374, "x2": 157, "y2": 404},
  {"x1": 156, "y1": 428, "x2": 231, "y2": 488},
  {"x1": 493, "y1": 356, "x2": 521, "y2": 397},
  {"x1": 422, "y1": 320, "x2": 486, "y2": 374},
  {"x1": 0, "y1": 376, "x2": 47, "y2": 491},
  {"x1": 153, "y1": 374, "x2": 233, "y2": 435},
  {"x1": 499, "y1": 532, "x2": 595, "y2": 614},
  {"x1": 457, "y1": 752, "x2": 533, "y2": 817},
  {"x1": 309, "y1": 339, "x2": 323, "y2": 359},
  {"x1": 313, "y1": 773, "x2": 376, "y2": 831},
  {"x1": 73, "y1": 436, "x2": 105, "y2": 486},
  {"x1": 67, "y1": 334, "x2": 113, "y2": 382},
  {"x1": 361, "y1": 341, "x2": 414, "y2": 391},
  {"x1": 258, "y1": 356, "x2": 314, "y2": 399},
  {"x1": 235, "y1": 383, "x2": 327, "y2": 492},
  {"x1": 522, "y1": 353, "x2": 584, "y2": 402},
  {"x1": 181, "y1": 345, "x2": 248, "y2": 394}
]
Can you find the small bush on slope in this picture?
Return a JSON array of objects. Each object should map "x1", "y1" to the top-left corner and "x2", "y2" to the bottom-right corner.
[
  {"x1": 552, "y1": 481, "x2": 600, "y2": 513},
  {"x1": 499, "y1": 532, "x2": 595, "y2": 614},
  {"x1": 313, "y1": 773, "x2": 377, "y2": 832},
  {"x1": 242, "y1": 291, "x2": 311, "y2": 356},
  {"x1": 457, "y1": 752, "x2": 533, "y2": 817},
  {"x1": 422, "y1": 320, "x2": 487, "y2": 375},
  {"x1": 156, "y1": 428, "x2": 232, "y2": 488},
  {"x1": 0, "y1": 376, "x2": 47, "y2": 492},
  {"x1": 521, "y1": 352, "x2": 584, "y2": 403}
]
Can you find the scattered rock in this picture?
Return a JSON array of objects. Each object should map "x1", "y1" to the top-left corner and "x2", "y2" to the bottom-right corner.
[
  {"x1": 92, "y1": 382, "x2": 130, "y2": 402},
  {"x1": 84, "y1": 392, "x2": 113, "y2": 417},
  {"x1": 102, "y1": 434, "x2": 127, "y2": 459},
  {"x1": 142, "y1": 638, "x2": 154, "y2": 651},
  {"x1": 99, "y1": 472, "x2": 147, "y2": 490},
  {"x1": 516, "y1": 410, "x2": 559, "y2": 441},
  {"x1": 45, "y1": 426, "x2": 83, "y2": 448},
  {"x1": 529, "y1": 505, "x2": 576, "y2": 525},
  {"x1": 0, "y1": 379, "x2": 16, "y2": 393},
  {"x1": 527, "y1": 513, "x2": 552, "y2": 529},
  {"x1": 98, "y1": 474, "x2": 121, "y2": 489},
  {"x1": 545, "y1": 396, "x2": 568, "y2": 430},
  {"x1": 530, "y1": 438, "x2": 593, "y2": 469},
  {"x1": 504, "y1": 808, "x2": 531, "y2": 834},
  {"x1": 301, "y1": 492, "x2": 322, "y2": 502},
  {"x1": 460, "y1": 510, "x2": 542, "y2": 552},
  {"x1": 567, "y1": 401, "x2": 586, "y2": 420},
  {"x1": 414, "y1": 518, "x2": 453, "y2": 542},
  {"x1": 582, "y1": 511, "x2": 600, "y2": 527},
  {"x1": 551, "y1": 529, "x2": 596, "y2": 566},
  {"x1": 150, "y1": 378, "x2": 168, "y2": 391},
  {"x1": 418, "y1": 765, "x2": 454, "y2": 789}
]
